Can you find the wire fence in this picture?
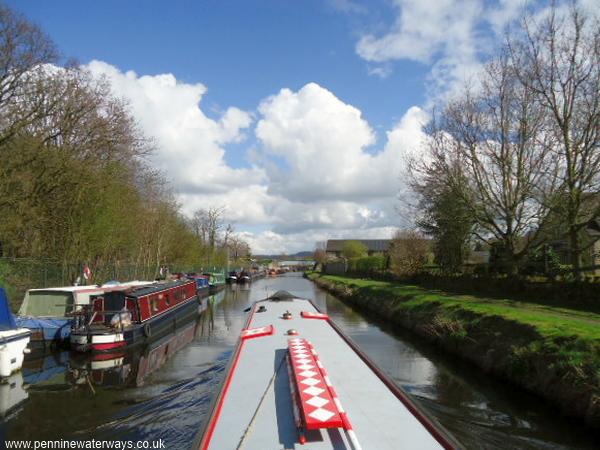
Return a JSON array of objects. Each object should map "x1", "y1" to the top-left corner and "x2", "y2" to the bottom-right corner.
[{"x1": 0, "y1": 257, "x2": 224, "y2": 309}]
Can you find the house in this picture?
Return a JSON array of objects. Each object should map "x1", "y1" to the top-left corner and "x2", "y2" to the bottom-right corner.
[
  {"x1": 542, "y1": 216, "x2": 600, "y2": 275},
  {"x1": 325, "y1": 239, "x2": 391, "y2": 258}
]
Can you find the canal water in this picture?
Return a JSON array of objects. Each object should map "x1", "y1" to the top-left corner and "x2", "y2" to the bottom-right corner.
[{"x1": 1, "y1": 273, "x2": 598, "y2": 449}]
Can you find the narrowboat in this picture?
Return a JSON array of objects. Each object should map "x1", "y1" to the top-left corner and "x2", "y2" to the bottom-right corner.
[
  {"x1": 16, "y1": 281, "x2": 152, "y2": 349},
  {"x1": 227, "y1": 271, "x2": 238, "y2": 284},
  {"x1": 204, "y1": 272, "x2": 226, "y2": 294},
  {"x1": 70, "y1": 279, "x2": 200, "y2": 353},
  {"x1": 186, "y1": 273, "x2": 210, "y2": 298},
  {"x1": 195, "y1": 291, "x2": 461, "y2": 450},
  {"x1": 238, "y1": 270, "x2": 251, "y2": 284},
  {"x1": 0, "y1": 288, "x2": 31, "y2": 378}
]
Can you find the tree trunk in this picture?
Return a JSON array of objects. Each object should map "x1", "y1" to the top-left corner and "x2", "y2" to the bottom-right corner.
[{"x1": 569, "y1": 227, "x2": 583, "y2": 282}]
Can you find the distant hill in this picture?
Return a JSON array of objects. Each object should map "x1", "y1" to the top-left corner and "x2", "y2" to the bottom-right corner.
[
  {"x1": 255, "y1": 251, "x2": 313, "y2": 260},
  {"x1": 293, "y1": 251, "x2": 313, "y2": 257}
]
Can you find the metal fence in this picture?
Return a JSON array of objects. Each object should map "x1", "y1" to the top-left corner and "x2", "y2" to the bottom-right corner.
[{"x1": 0, "y1": 257, "x2": 224, "y2": 309}]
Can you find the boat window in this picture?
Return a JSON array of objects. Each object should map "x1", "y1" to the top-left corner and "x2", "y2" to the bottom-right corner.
[
  {"x1": 175, "y1": 289, "x2": 181, "y2": 303},
  {"x1": 19, "y1": 291, "x2": 74, "y2": 316},
  {"x1": 151, "y1": 296, "x2": 160, "y2": 313},
  {"x1": 165, "y1": 293, "x2": 171, "y2": 306}
]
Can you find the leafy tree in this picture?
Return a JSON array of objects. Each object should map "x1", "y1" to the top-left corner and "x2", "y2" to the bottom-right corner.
[{"x1": 341, "y1": 240, "x2": 368, "y2": 258}]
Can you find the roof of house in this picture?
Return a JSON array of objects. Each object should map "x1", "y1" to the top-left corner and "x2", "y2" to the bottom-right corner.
[
  {"x1": 587, "y1": 217, "x2": 600, "y2": 237},
  {"x1": 326, "y1": 239, "x2": 392, "y2": 252}
]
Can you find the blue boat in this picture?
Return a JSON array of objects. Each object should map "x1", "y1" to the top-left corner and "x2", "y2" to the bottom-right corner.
[
  {"x1": 186, "y1": 273, "x2": 211, "y2": 298},
  {"x1": 0, "y1": 287, "x2": 31, "y2": 378}
]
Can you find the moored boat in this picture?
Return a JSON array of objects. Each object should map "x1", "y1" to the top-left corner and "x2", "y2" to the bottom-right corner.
[
  {"x1": 16, "y1": 281, "x2": 153, "y2": 350},
  {"x1": 196, "y1": 291, "x2": 460, "y2": 450},
  {"x1": 70, "y1": 279, "x2": 199, "y2": 353},
  {"x1": 204, "y1": 271, "x2": 226, "y2": 294},
  {"x1": 0, "y1": 288, "x2": 31, "y2": 378},
  {"x1": 186, "y1": 273, "x2": 211, "y2": 298},
  {"x1": 227, "y1": 271, "x2": 238, "y2": 284},
  {"x1": 238, "y1": 270, "x2": 251, "y2": 284}
]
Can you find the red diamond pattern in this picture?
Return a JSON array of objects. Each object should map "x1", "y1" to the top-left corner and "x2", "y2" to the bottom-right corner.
[
  {"x1": 288, "y1": 338, "x2": 343, "y2": 430},
  {"x1": 240, "y1": 324, "x2": 274, "y2": 340}
]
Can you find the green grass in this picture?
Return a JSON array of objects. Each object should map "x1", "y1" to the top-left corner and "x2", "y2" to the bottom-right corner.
[{"x1": 314, "y1": 273, "x2": 600, "y2": 342}]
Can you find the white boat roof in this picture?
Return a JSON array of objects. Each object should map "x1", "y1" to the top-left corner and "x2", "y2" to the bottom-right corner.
[
  {"x1": 27, "y1": 281, "x2": 153, "y2": 293},
  {"x1": 27, "y1": 286, "x2": 105, "y2": 293},
  {"x1": 199, "y1": 295, "x2": 458, "y2": 450}
]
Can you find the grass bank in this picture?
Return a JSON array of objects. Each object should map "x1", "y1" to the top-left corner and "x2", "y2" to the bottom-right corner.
[{"x1": 306, "y1": 272, "x2": 600, "y2": 429}]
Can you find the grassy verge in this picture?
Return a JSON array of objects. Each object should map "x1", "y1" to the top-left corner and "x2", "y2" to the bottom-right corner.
[{"x1": 306, "y1": 271, "x2": 600, "y2": 429}]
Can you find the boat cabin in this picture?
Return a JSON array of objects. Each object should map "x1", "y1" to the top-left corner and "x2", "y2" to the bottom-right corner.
[
  {"x1": 186, "y1": 274, "x2": 210, "y2": 290},
  {"x1": 19, "y1": 286, "x2": 106, "y2": 318},
  {"x1": 88, "y1": 279, "x2": 197, "y2": 326}
]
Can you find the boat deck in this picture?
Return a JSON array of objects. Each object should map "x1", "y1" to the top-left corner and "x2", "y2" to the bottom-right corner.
[{"x1": 199, "y1": 295, "x2": 455, "y2": 450}]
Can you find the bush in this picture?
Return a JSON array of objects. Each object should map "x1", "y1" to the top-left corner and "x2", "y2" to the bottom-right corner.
[
  {"x1": 348, "y1": 256, "x2": 387, "y2": 275},
  {"x1": 390, "y1": 229, "x2": 429, "y2": 277}
]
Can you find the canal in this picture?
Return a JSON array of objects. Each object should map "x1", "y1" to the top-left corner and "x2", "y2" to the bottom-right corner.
[{"x1": 1, "y1": 273, "x2": 598, "y2": 449}]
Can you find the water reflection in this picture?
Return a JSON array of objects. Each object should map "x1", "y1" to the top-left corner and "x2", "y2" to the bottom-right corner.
[{"x1": 0, "y1": 274, "x2": 598, "y2": 449}]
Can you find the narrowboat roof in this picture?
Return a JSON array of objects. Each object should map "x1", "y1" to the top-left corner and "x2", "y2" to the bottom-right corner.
[
  {"x1": 198, "y1": 293, "x2": 459, "y2": 450},
  {"x1": 27, "y1": 285, "x2": 105, "y2": 293},
  {"x1": 27, "y1": 281, "x2": 153, "y2": 294},
  {"x1": 125, "y1": 279, "x2": 195, "y2": 298}
]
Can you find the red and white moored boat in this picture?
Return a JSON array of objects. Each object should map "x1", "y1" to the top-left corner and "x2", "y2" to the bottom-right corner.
[{"x1": 70, "y1": 279, "x2": 201, "y2": 352}]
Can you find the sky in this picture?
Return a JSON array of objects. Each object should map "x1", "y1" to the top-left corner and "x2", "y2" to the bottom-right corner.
[{"x1": 7, "y1": 0, "x2": 594, "y2": 254}]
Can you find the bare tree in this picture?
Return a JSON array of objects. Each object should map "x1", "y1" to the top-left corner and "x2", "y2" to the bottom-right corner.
[
  {"x1": 0, "y1": 4, "x2": 57, "y2": 145},
  {"x1": 416, "y1": 51, "x2": 552, "y2": 274},
  {"x1": 509, "y1": 4, "x2": 600, "y2": 277},
  {"x1": 227, "y1": 236, "x2": 250, "y2": 262}
]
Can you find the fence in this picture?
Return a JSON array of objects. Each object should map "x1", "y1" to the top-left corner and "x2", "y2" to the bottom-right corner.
[{"x1": 0, "y1": 257, "x2": 223, "y2": 309}]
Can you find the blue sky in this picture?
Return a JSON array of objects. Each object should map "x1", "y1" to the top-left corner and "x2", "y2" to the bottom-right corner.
[
  {"x1": 10, "y1": 1, "x2": 426, "y2": 131},
  {"x1": 7, "y1": 0, "x2": 585, "y2": 254}
]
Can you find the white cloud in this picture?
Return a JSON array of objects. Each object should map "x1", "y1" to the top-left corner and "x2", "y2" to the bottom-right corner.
[
  {"x1": 87, "y1": 62, "x2": 426, "y2": 253},
  {"x1": 241, "y1": 226, "x2": 399, "y2": 255},
  {"x1": 256, "y1": 83, "x2": 427, "y2": 203},
  {"x1": 357, "y1": 0, "x2": 483, "y2": 64},
  {"x1": 355, "y1": 1, "x2": 599, "y2": 101},
  {"x1": 85, "y1": 60, "x2": 264, "y2": 195},
  {"x1": 354, "y1": 0, "x2": 503, "y2": 100}
]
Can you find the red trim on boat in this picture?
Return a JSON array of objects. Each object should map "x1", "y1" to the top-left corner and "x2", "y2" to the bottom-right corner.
[
  {"x1": 300, "y1": 311, "x2": 329, "y2": 320},
  {"x1": 91, "y1": 341, "x2": 126, "y2": 351},
  {"x1": 240, "y1": 324, "x2": 275, "y2": 340},
  {"x1": 199, "y1": 301, "x2": 258, "y2": 450}
]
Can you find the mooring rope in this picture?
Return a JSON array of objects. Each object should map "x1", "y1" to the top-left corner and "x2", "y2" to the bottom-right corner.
[{"x1": 235, "y1": 354, "x2": 286, "y2": 450}]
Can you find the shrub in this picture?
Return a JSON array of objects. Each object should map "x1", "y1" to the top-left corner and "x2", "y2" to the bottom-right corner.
[{"x1": 390, "y1": 229, "x2": 429, "y2": 277}]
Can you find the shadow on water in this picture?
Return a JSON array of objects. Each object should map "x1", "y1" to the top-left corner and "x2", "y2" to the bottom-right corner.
[{"x1": 0, "y1": 273, "x2": 598, "y2": 449}]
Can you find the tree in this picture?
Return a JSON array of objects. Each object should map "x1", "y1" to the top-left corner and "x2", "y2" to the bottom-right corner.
[
  {"x1": 313, "y1": 249, "x2": 328, "y2": 265},
  {"x1": 414, "y1": 50, "x2": 552, "y2": 275},
  {"x1": 341, "y1": 240, "x2": 367, "y2": 259},
  {"x1": 389, "y1": 229, "x2": 429, "y2": 277},
  {"x1": 509, "y1": 4, "x2": 600, "y2": 278},
  {"x1": 0, "y1": 4, "x2": 57, "y2": 146},
  {"x1": 410, "y1": 135, "x2": 474, "y2": 272}
]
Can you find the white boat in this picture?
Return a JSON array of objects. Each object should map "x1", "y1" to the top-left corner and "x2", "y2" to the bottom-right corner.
[
  {"x1": 16, "y1": 281, "x2": 154, "y2": 349},
  {"x1": 196, "y1": 290, "x2": 461, "y2": 450},
  {"x1": 0, "y1": 288, "x2": 31, "y2": 378}
]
